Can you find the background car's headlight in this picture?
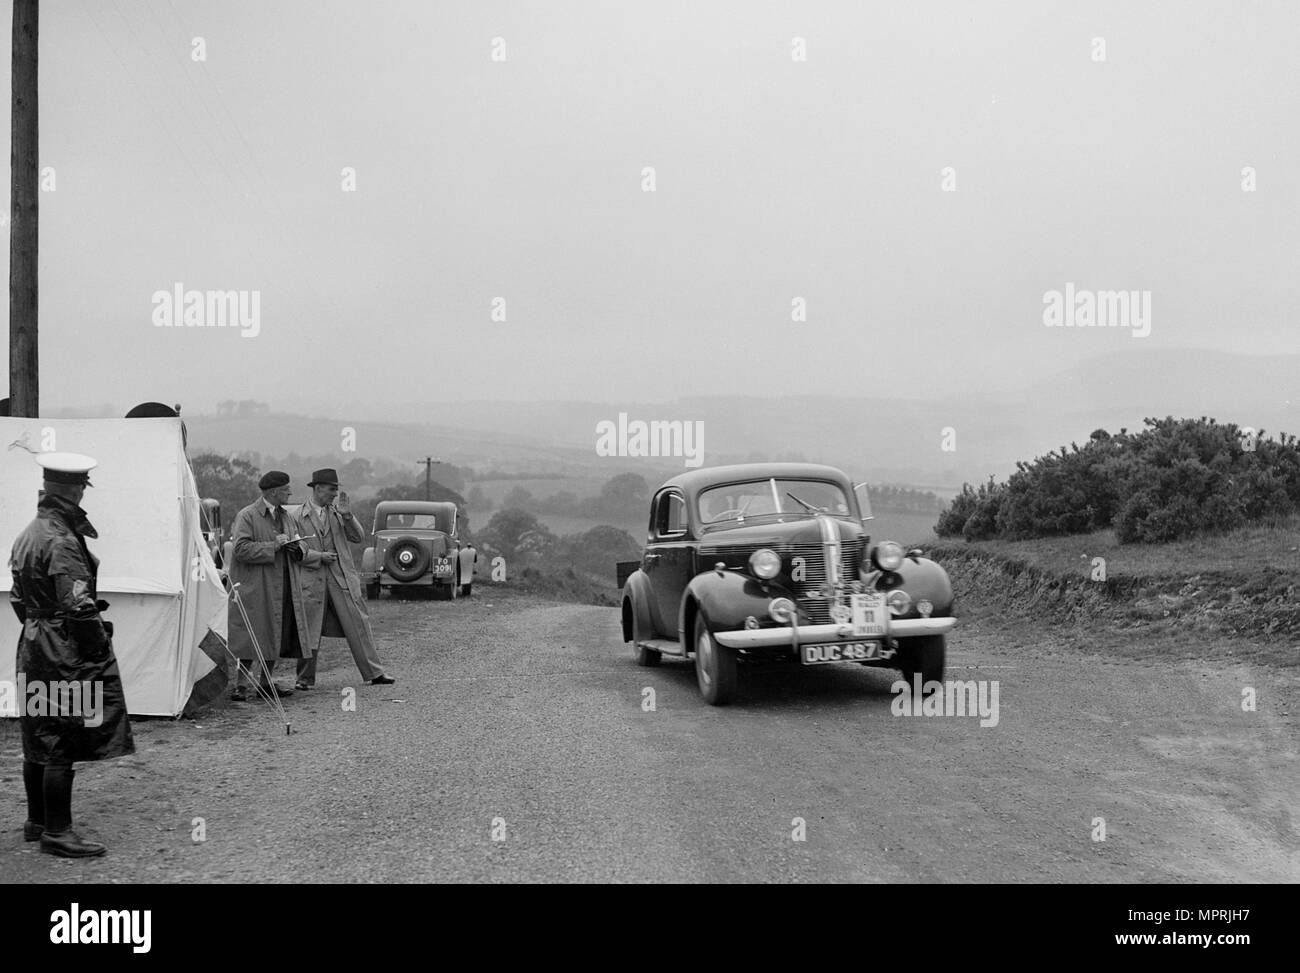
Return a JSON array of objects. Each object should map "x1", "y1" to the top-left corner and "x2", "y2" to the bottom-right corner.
[
  {"x1": 886, "y1": 589, "x2": 912, "y2": 616},
  {"x1": 874, "y1": 541, "x2": 905, "y2": 572},
  {"x1": 768, "y1": 597, "x2": 795, "y2": 622},
  {"x1": 749, "y1": 548, "x2": 782, "y2": 579}
]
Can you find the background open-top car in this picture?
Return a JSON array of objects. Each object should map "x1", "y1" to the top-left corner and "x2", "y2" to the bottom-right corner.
[
  {"x1": 617, "y1": 463, "x2": 956, "y2": 705},
  {"x1": 360, "y1": 500, "x2": 477, "y2": 600}
]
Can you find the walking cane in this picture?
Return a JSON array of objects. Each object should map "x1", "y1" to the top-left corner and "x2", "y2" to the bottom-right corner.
[{"x1": 227, "y1": 582, "x2": 292, "y2": 735}]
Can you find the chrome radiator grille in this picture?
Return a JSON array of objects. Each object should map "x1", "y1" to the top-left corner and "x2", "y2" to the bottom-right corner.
[{"x1": 699, "y1": 537, "x2": 866, "y2": 625}]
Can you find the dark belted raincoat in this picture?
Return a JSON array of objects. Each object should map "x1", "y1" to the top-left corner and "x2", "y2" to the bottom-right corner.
[
  {"x1": 8, "y1": 494, "x2": 135, "y2": 765},
  {"x1": 226, "y1": 499, "x2": 313, "y2": 665}
]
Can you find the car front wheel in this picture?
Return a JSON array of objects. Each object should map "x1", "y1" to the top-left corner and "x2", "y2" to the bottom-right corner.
[
  {"x1": 694, "y1": 615, "x2": 737, "y2": 706},
  {"x1": 897, "y1": 635, "x2": 945, "y2": 690}
]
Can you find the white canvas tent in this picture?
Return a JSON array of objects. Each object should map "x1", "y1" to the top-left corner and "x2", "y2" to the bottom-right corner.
[{"x1": 0, "y1": 416, "x2": 228, "y2": 717}]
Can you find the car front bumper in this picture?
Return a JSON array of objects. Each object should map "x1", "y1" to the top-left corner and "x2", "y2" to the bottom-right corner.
[{"x1": 713, "y1": 615, "x2": 955, "y2": 649}]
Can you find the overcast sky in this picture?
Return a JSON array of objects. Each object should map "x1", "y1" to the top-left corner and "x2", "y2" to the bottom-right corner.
[{"x1": 3, "y1": 0, "x2": 1297, "y2": 416}]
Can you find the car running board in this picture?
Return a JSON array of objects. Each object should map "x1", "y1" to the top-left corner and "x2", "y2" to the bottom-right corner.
[{"x1": 636, "y1": 638, "x2": 687, "y2": 657}]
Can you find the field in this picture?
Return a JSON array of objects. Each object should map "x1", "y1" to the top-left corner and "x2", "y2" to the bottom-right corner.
[{"x1": 946, "y1": 515, "x2": 1300, "y2": 581}]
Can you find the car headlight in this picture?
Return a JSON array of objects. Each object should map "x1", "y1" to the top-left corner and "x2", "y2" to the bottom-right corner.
[
  {"x1": 749, "y1": 548, "x2": 782, "y2": 580},
  {"x1": 874, "y1": 541, "x2": 905, "y2": 572},
  {"x1": 768, "y1": 597, "x2": 795, "y2": 622},
  {"x1": 886, "y1": 589, "x2": 912, "y2": 616}
]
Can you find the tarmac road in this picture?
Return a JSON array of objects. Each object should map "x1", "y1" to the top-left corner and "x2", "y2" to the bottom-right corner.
[{"x1": 2, "y1": 588, "x2": 1297, "y2": 883}]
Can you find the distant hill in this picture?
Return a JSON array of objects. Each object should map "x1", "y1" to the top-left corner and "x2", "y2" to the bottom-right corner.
[{"x1": 179, "y1": 348, "x2": 1298, "y2": 491}]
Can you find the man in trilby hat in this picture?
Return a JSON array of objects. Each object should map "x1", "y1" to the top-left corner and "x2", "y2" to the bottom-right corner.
[
  {"x1": 9, "y1": 452, "x2": 134, "y2": 858},
  {"x1": 290, "y1": 469, "x2": 394, "y2": 689}
]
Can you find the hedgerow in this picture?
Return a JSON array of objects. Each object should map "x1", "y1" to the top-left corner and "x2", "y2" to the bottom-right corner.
[{"x1": 934, "y1": 417, "x2": 1300, "y2": 543}]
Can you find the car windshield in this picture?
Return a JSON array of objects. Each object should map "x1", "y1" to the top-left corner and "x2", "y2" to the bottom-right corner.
[
  {"x1": 382, "y1": 513, "x2": 448, "y2": 531},
  {"x1": 698, "y1": 479, "x2": 852, "y2": 529}
]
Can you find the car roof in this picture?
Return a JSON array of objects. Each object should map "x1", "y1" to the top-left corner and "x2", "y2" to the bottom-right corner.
[
  {"x1": 658, "y1": 462, "x2": 852, "y2": 496},
  {"x1": 374, "y1": 500, "x2": 457, "y2": 516}
]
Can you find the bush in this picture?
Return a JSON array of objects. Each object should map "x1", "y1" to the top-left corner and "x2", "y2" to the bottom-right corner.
[
  {"x1": 933, "y1": 417, "x2": 1300, "y2": 544},
  {"x1": 934, "y1": 483, "x2": 978, "y2": 537},
  {"x1": 962, "y1": 480, "x2": 1006, "y2": 541}
]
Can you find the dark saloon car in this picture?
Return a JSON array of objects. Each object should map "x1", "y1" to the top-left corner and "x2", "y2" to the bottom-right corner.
[
  {"x1": 360, "y1": 500, "x2": 477, "y2": 599},
  {"x1": 617, "y1": 463, "x2": 956, "y2": 704}
]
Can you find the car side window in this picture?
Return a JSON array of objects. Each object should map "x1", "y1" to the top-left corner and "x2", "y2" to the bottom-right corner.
[{"x1": 655, "y1": 492, "x2": 688, "y2": 538}]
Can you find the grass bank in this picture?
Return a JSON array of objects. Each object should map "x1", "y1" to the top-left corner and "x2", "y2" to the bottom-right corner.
[{"x1": 925, "y1": 519, "x2": 1300, "y2": 668}]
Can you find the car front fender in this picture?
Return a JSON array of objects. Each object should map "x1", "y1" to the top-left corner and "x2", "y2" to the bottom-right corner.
[
  {"x1": 683, "y1": 570, "x2": 794, "y2": 639},
  {"x1": 873, "y1": 556, "x2": 955, "y2": 614}
]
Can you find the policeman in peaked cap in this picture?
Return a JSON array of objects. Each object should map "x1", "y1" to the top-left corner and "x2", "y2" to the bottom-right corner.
[{"x1": 10, "y1": 452, "x2": 135, "y2": 858}]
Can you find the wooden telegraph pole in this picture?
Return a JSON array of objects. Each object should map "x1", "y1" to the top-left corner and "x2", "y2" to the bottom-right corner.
[
  {"x1": 9, "y1": 0, "x2": 38, "y2": 417},
  {"x1": 418, "y1": 456, "x2": 442, "y2": 500}
]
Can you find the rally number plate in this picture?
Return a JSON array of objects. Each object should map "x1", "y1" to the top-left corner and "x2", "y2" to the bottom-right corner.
[
  {"x1": 850, "y1": 592, "x2": 888, "y2": 637},
  {"x1": 801, "y1": 641, "x2": 895, "y2": 665}
]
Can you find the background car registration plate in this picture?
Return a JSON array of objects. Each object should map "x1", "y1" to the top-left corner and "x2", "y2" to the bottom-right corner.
[
  {"x1": 801, "y1": 641, "x2": 892, "y2": 665},
  {"x1": 850, "y1": 592, "x2": 887, "y2": 637},
  {"x1": 433, "y1": 558, "x2": 453, "y2": 576}
]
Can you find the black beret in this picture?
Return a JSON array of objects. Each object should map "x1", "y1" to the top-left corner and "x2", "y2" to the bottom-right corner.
[{"x1": 258, "y1": 471, "x2": 290, "y2": 490}]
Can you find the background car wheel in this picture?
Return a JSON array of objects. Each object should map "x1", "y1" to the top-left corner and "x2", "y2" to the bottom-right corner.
[
  {"x1": 461, "y1": 583, "x2": 473, "y2": 597},
  {"x1": 898, "y1": 635, "x2": 945, "y2": 690},
  {"x1": 693, "y1": 615, "x2": 737, "y2": 705},
  {"x1": 365, "y1": 582, "x2": 380, "y2": 600}
]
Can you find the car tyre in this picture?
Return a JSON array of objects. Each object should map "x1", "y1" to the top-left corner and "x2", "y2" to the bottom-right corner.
[
  {"x1": 627, "y1": 593, "x2": 661, "y2": 667},
  {"x1": 898, "y1": 635, "x2": 945, "y2": 691},
  {"x1": 365, "y1": 582, "x2": 380, "y2": 600},
  {"x1": 461, "y1": 583, "x2": 473, "y2": 597},
  {"x1": 693, "y1": 615, "x2": 737, "y2": 705}
]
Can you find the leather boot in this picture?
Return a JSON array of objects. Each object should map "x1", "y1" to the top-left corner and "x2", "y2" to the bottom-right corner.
[{"x1": 40, "y1": 829, "x2": 107, "y2": 858}]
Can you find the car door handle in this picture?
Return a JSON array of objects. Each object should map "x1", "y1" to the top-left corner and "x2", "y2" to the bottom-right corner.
[{"x1": 644, "y1": 554, "x2": 661, "y2": 561}]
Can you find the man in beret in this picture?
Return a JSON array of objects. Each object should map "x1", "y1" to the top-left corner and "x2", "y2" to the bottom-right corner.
[
  {"x1": 226, "y1": 472, "x2": 313, "y2": 700},
  {"x1": 10, "y1": 453, "x2": 134, "y2": 857},
  {"x1": 290, "y1": 469, "x2": 394, "y2": 689}
]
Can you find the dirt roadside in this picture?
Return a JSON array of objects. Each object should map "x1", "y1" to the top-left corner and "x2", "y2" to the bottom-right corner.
[{"x1": 1, "y1": 588, "x2": 1296, "y2": 883}]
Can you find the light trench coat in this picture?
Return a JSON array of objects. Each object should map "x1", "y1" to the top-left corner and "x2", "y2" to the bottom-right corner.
[
  {"x1": 227, "y1": 499, "x2": 314, "y2": 662},
  {"x1": 287, "y1": 502, "x2": 370, "y2": 651}
]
